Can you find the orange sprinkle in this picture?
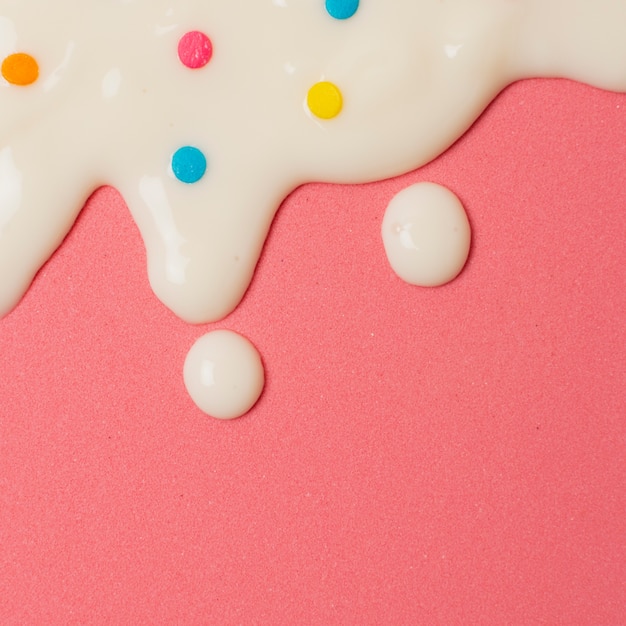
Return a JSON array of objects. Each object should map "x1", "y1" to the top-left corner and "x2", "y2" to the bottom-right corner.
[{"x1": 2, "y1": 52, "x2": 39, "y2": 86}]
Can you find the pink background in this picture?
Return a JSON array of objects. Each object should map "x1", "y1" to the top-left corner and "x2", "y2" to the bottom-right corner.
[{"x1": 1, "y1": 79, "x2": 625, "y2": 623}]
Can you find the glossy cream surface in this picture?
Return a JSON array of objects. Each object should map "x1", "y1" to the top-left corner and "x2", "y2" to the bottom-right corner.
[
  {"x1": 1, "y1": 0, "x2": 626, "y2": 324},
  {"x1": 382, "y1": 183, "x2": 471, "y2": 287},
  {"x1": 183, "y1": 330, "x2": 264, "y2": 419}
]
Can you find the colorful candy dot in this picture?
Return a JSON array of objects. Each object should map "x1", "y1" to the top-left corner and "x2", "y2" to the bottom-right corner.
[
  {"x1": 178, "y1": 31, "x2": 213, "y2": 69},
  {"x1": 1, "y1": 52, "x2": 39, "y2": 86},
  {"x1": 307, "y1": 81, "x2": 343, "y2": 120},
  {"x1": 325, "y1": 0, "x2": 360, "y2": 20},
  {"x1": 172, "y1": 146, "x2": 207, "y2": 184}
]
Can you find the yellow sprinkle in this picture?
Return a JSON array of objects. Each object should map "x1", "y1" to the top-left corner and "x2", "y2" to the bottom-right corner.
[
  {"x1": 307, "y1": 81, "x2": 343, "y2": 120},
  {"x1": 2, "y1": 52, "x2": 39, "y2": 86}
]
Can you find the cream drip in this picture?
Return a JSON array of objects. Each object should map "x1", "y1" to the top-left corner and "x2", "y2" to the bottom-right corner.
[
  {"x1": 0, "y1": 0, "x2": 626, "y2": 325},
  {"x1": 382, "y1": 183, "x2": 471, "y2": 287},
  {"x1": 183, "y1": 330, "x2": 264, "y2": 419}
]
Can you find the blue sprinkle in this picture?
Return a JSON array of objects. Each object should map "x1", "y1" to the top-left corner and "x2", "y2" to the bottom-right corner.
[
  {"x1": 172, "y1": 146, "x2": 207, "y2": 184},
  {"x1": 325, "y1": 0, "x2": 359, "y2": 20}
]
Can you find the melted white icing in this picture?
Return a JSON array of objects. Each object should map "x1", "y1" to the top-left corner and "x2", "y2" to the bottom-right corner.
[
  {"x1": 382, "y1": 183, "x2": 471, "y2": 287},
  {"x1": 183, "y1": 330, "x2": 264, "y2": 419},
  {"x1": 1, "y1": 0, "x2": 626, "y2": 325}
]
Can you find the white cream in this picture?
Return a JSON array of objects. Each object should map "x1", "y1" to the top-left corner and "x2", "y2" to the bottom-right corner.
[
  {"x1": 1, "y1": 0, "x2": 626, "y2": 324},
  {"x1": 183, "y1": 330, "x2": 264, "y2": 419},
  {"x1": 382, "y1": 183, "x2": 471, "y2": 287}
]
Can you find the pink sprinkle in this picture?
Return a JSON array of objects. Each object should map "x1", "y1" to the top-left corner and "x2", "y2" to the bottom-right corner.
[{"x1": 178, "y1": 31, "x2": 213, "y2": 69}]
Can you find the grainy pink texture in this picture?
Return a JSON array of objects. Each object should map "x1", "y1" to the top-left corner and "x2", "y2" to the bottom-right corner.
[{"x1": 1, "y1": 79, "x2": 625, "y2": 624}]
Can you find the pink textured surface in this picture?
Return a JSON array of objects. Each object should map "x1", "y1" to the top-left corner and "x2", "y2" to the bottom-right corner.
[{"x1": 1, "y1": 79, "x2": 625, "y2": 623}]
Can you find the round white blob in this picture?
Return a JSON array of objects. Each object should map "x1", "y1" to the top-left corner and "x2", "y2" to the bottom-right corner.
[
  {"x1": 381, "y1": 182, "x2": 471, "y2": 287},
  {"x1": 183, "y1": 330, "x2": 265, "y2": 419}
]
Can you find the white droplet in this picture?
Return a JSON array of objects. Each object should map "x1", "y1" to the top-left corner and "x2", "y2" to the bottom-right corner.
[
  {"x1": 183, "y1": 330, "x2": 264, "y2": 419},
  {"x1": 381, "y1": 183, "x2": 471, "y2": 287}
]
